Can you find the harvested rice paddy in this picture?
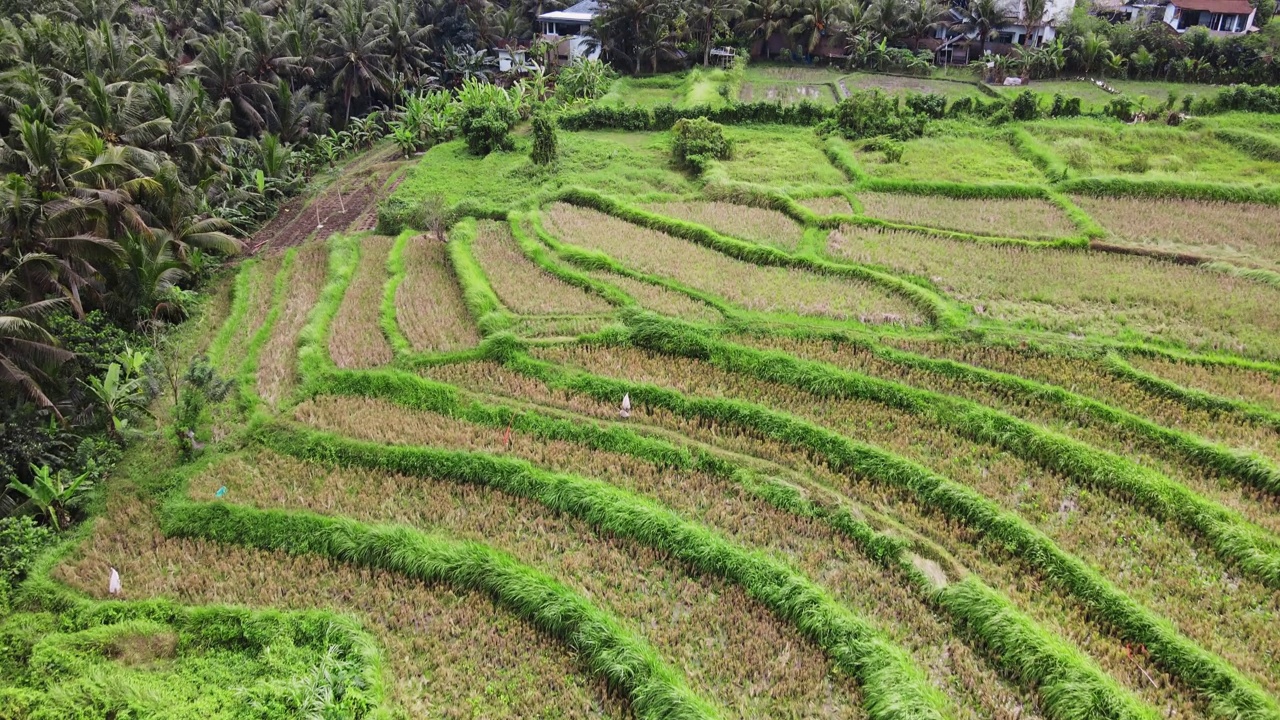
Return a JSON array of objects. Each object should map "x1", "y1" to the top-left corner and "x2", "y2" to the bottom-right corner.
[{"x1": 50, "y1": 101, "x2": 1280, "y2": 720}]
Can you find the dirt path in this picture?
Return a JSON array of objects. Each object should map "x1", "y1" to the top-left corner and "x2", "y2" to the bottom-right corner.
[{"x1": 250, "y1": 146, "x2": 408, "y2": 253}]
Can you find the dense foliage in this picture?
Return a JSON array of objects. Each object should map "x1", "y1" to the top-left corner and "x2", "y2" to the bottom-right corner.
[{"x1": 672, "y1": 116, "x2": 732, "y2": 171}]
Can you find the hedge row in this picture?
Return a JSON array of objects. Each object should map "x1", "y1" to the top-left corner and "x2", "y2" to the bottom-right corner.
[
  {"x1": 558, "y1": 100, "x2": 831, "y2": 132},
  {"x1": 1059, "y1": 177, "x2": 1280, "y2": 205},
  {"x1": 552, "y1": 187, "x2": 964, "y2": 328},
  {"x1": 498, "y1": 348, "x2": 1279, "y2": 720},
  {"x1": 296, "y1": 234, "x2": 361, "y2": 381},
  {"x1": 623, "y1": 313, "x2": 1280, "y2": 588},
  {"x1": 206, "y1": 259, "x2": 261, "y2": 372},
  {"x1": 445, "y1": 218, "x2": 512, "y2": 336},
  {"x1": 237, "y1": 248, "x2": 297, "y2": 410},
  {"x1": 253, "y1": 421, "x2": 952, "y2": 720},
  {"x1": 1104, "y1": 354, "x2": 1280, "y2": 433},
  {"x1": 380, "y1": 230, "x2": 415, "y2": 357},
  {"x1": 852, "y1": 338, "x2": 1280, "y2": 497},
  {"x1": 507, "y1": 211, "x2": 632, "y2": 307},
  {"x1": 303, "y1": 362, "x2": 1158, "y2": 720},
  {"x1": 159, "y1": 498, "x2": 720, "y2": 720}
]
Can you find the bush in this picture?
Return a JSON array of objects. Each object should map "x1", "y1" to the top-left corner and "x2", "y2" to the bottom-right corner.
[
  {"x1": 863, "y1": 136, "x2": 905, "y2": 163},
  {"x1": 833, "y1": 90, "x2": 924, "y2": 140},
  {"x1": 459, "y1": 104, "x2": 517, "y2": 155},
  {"x1": 1049, "y1": 93, "x2": 1081, "y2": 118},
  {"x1": 671, "y1": 117, "x2": 732, "y2": 173},
  {"x1": 947, "y1": 96, "x2": 976, "y2": 116},
  {"x1": 1106, "y1": 95, "x2": 1137, "y2": 122},
  {"x1": 0, "y1": 517, "x2": 56, "y2": 610},
  {"x1": 531, "y1": 112, "x2": 558, "y2": 166},
  {"x1": 905, "y1": 92, "x2": 947, "y2": 120},
  {"x1": 1010, "y1": 91, "x2": 1041, "y2": 121},
  {"x1": 554, "y1": 58, "x2": 615, "y2": 101}
]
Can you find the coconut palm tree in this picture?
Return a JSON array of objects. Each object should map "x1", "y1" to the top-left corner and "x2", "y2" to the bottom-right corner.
[
  {"x1": 195, "y1": 32, "x2": 276, "y2": 131},
  {"x1": 0, "y1": 254, "x2": 73, "y2": 414},
  {"x1": 1073, "y1": 30, "x2": 1109, "y2": 75},
  {"x1": 323, "y1": 0, "x2": 391, "y2": 125},
  {"x1": 901, "y1": 0, "x2": 948, "y2": 51},
  {"x1": 791, "y1": 0, "x2": 846, "y2": 56},
  {"x1": 1020, "y1": 0, "x2": 1048, "y2": 47},
  {"x1": 738, "y1": 0, "x2": 792, "y2": 59},
  {"x1": 870, "y1": 0, "x2": 903, "y2": 42},
  {"x1": 953, "y1": 0, "x2": 1011, "y2": 57},
  {"x1": 695, "y1": 0, "x2": 742, "y2": 65}
]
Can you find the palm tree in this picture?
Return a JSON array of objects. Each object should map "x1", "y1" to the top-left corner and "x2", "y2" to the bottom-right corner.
[
  {"x1": 696, "y1": 0, "x2": 742, "y2": 65},
  {"x1": 954, "y1": 0, "x2": 1011, "y2": 58},
  {"x1": 791, "y1": 0, "x2": 846, "y2": 56},
  {"x1": 195, "y1": 32, "x2": 276, "y2": 132},
  {"x1": 595, "y1": 0, "x2": 676, "y2": 74},
  {"x1": 379, "y1": 0, "x2": 435, "y2": 82},
  {"x1": 738, "y1": 0, "x2": 791, "y2": 59},
  {"x1": 870, "y1": 0, "x2": 903, "y2": 42},
  {"x1": 0, "y1": 254, "x2": 73, "y2": 415},
  {"x1": 1020, "y1": 0, "x2": 1048, "y2": 47},
  {"x1": 323, "y1": 0, "x2": 391, "y2": 125},
  {"x1": 901, "y1": 0, "x2": 948, "y2": 51},
  {"x1": 1073, "y1": 30, "x2": 1108, "y2": 75}
]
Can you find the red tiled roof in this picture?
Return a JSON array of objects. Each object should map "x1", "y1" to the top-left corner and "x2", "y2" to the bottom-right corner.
[{"x1": 1170, "y1": 0, "x2": 1254, "y2": 14}]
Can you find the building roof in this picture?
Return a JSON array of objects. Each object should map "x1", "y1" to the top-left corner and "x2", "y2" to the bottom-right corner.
[
  {"x1": 538, "y1": 0, "x2": 598, "y2": 21},
  {"x1": 1170, "y1": 0, "x2": 1253, "y2": 13}
]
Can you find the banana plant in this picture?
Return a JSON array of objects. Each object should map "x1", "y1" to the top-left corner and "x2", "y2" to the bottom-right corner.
[
  {"x1": 7, "y1": 464, "x2": 93, "y2": 530},
  {"x1": 81, "y1": 362, "x2": 151, "y2": 442}
]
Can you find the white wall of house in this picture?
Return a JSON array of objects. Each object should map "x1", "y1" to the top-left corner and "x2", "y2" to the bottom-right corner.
[{"x1": 1161, "y1": 3, "x2": 1256, "y2": 33}]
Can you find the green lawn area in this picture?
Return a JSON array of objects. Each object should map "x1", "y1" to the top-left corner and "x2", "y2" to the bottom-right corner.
[
  {"x1": 390, "y1": 131, "x2": 694, "y2": 210},
  {"x1": 849, "y1": 123, "x2": 1046, "y2": 183},
  {"x1": 994, "y1": 79, "x2": 1116, "y2": 112},
  {"x1": 1027, "y1": 117, "x2": 1280, "y2": 184},
  {"x1": 718, "y1": 124, "x2": 847, "y2": 188}
]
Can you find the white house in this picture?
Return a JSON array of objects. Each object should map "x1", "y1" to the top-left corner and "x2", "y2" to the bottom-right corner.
[
  {"x1": 993, "y1": 0, "x2": 1078, "y2": 46},
  {"x1": 537, "y1": 0, "x2": 603, "y2": 65},
  {"x1": 1161, "y1": 0, "x2": 1256, "y2": 34}
]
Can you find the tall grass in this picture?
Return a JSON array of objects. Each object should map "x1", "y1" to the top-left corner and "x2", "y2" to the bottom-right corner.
[
  {"x1": 159, "y1": 499, "x2": 721, "y2": 720},
  {"x1": 497, "y1": 344, "x2": 1279, "y2": 720},
  {"x1": 299, "y1": 368, "x2": 1160, "y2": 720},
  {"x1": 623, "y1": 313, "x2": 1280, "y2": 588},
  {"x1": 250, "y1": 422, "x2": 952, "y2": 720}
]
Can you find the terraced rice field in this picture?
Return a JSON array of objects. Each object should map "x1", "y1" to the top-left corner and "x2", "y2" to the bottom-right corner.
[
  {"x1": 855, "y1": 192, "x2": 1079, "y2": 239},
  {"x1": 60, "y1": 121, "x2": 1280, "y2": 720}
]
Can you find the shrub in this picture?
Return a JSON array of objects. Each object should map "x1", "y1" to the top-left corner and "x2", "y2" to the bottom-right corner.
[
  {"x1": 1010, "y1": 91, "x2": 1040, "y2": 121},
  {"x1": 1106, "y1": 95, "x2": 1137, "y2": 122},
  {"x1": 671, "y1": 117, "x2": 732, "y2": 173},
  {"x1": 531, "y1": 112, "x2": 558, "y2": 165},
  {"x1": 833, "y1": 90, "x2": 924, "y2": 140},
  {"x1": 459, "y1": 104, "x2": 518, "y2": 155},
  {"x1": 947, "y1": 96, "x2": 976, "y2": 116},
  {"x1": 905, "y1": 92, "x2": 947, "y2": 120},
  {"x1": 554, "y1": 58, "x2": 615, "y2": 101},
  {"x1": 862, "y1": 136, "x2": 904, "y2": 163},
  {"x1": 1049, "y1": 93, "x2": 1081, "y2": 118},
  {"x1": 0, "y1": 517, "x2": 55, "y2": 610}
]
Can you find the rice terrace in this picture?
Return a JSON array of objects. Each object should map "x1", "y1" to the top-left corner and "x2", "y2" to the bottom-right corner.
[{"x1": 8, "y1": 16, "x2": 1280, "y2": 718}]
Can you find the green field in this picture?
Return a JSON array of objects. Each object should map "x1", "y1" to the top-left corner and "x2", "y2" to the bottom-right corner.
[{"x1": 15, "y1": 66, "x2": 1280, "y2": 720}]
